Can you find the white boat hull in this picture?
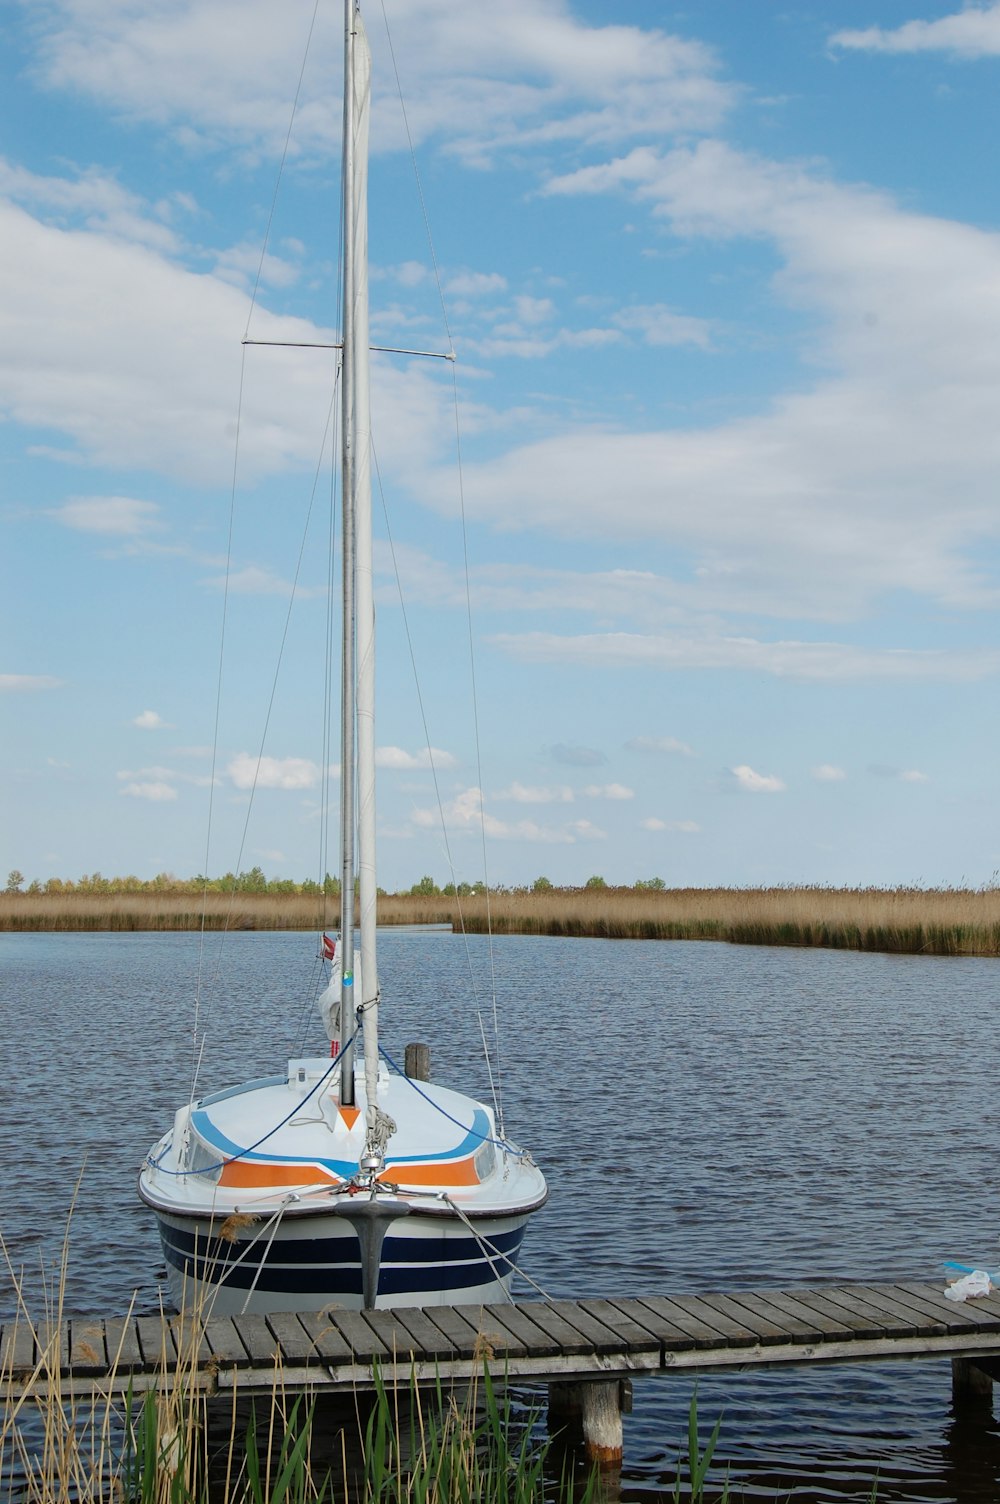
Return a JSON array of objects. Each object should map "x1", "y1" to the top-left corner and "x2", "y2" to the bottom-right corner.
[{"x1": 153, "y1": 1203, "x2": 532, "y2": 1315}]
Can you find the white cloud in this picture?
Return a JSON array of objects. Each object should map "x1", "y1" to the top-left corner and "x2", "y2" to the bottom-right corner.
[
  {"x1": 227, "y1": 753, "x2": 322, "y2": 790},
  {"x1": 24, "y1": 2, "x2": 734, "y2": 166},
  {"x1": 731, "y1": 764, "x2": 785, "y2": 794},
  {"x1": 200, "y1": 565, "x2": 328, "y2": 598},
  {"x1": 51, "y1": 496, "x2": 160, "y2": 535},
  {"x1": 419, "y1": 137, "x2": 1000, "y2": 628},
  {"x1": 0, "y1": 674, "x2": 63, "y2": 691},
  {"x1": 550, "y1": 743, "x2": 606, "y2": 767},
  {"x1": 627, "y1": 735, "x2": 696, "y2": 757},
  {"x1": 410, "y1": 785, "x2": 606, "y2": 843},
  {"x1": 119, "y1": 781, "x2": 178, "y2": 801},
  {"x1": 831, "y1": 7, "x2": 1000, "y2": 59},
  {"x1": 445, "y1": 270, "x2": 507, "y2": 298},
  {"x1": 492, "y1": 632, "x2": 1000, "y2": 682},
  {"x1": 582, "y1": 783, "x2": 634, "y2": 800},
  {"x1": 812, "y1": 764, "x2": 847, "y2": 782},
  {"x1": 132, "y1": 709, "x2": 171, "y2": 730},
  {"x1": 641, "y1": 816, "x2": 701, "y2": 832},
  {"x1": 868, "y1": 764, "x2": 930, "y2": 783},
  {"x1": 614, "y1": 303, "x2": 713, "y2": 348},
  {"x1": 376, "y1": 746, "x2": 457, "y2": 771},
  {"x1": 495, "y1": 782, "x2": 575, "y2": 804}
]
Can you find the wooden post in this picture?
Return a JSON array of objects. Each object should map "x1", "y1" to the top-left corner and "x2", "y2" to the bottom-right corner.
[
  {"x1": 404, "y1": 1042, "x2": 431, "y2": 1081},
  {"x1": 952, "y1": 1355, "x2": 995, "y2": 1403},
  {"x1": 548, "y1": 1378, "x2": 625, "y2": 1467}
]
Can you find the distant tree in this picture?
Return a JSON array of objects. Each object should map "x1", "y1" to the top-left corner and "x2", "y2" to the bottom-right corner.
[
  {"x1": 238, "y1": 866, "x2": 268, "y2": 893},
  {"x1": 532, "y1": 876, "x2": 553, "y2": 893},
  {"x1": 635, "y1": 876, "x2": 666, "y2": 891},
  {"x1": 6, "y1": 870, "x2": 24, "y2": 894},
  {"x1": 410, "y1": 875, "x2": 440, "y2": 896},
  {"x1": 584, "y1": 875, "x2": 607, "y2": 889}
]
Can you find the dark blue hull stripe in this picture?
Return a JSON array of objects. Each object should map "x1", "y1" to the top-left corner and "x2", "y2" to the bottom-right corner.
[{"x1": 158, "y1": 1222, "x2": 525, "y2": 1297}]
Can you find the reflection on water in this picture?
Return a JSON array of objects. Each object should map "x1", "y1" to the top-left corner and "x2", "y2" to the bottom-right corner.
[{"x1": 2, "y1": 930, "x2": 1000, "y2": 1500}]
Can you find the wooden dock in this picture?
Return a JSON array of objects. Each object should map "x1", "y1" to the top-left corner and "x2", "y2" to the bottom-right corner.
[{"x1": 6, "y1": 1280, "x2": 1000, "y2": 1399}]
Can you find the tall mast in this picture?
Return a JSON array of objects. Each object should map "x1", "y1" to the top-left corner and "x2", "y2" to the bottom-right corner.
[
  {"x1": 339, "y1": 0, "x2": 379, "y2": 1113},
  {"x1": 337, "y1": 0, "x2": 358, "y2": 1102}
]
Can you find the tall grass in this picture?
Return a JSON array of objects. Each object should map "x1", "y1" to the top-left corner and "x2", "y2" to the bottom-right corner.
[
  {"x1": 4, "y1": 884, "x2": 1000, "y2": 956},
  {"x1": 2, "y1": 1294, "x2": 586, "y2": 1504},
  {"x1": 1, "y1": 1207, "x2": 605, "y2": 1504}
]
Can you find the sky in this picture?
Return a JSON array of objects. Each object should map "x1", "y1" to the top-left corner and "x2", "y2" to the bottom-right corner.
[{"x1": 5, "y1": 0, "x2": 1000, "y2": 893}]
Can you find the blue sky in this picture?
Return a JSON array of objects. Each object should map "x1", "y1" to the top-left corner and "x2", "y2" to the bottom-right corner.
[{"x1": 5, "y1": 0, "x2": 1000, "y2": 892}]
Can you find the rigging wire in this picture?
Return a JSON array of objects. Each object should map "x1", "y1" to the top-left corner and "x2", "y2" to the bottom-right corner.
[
  {"x1": 371, "y1": 442, "x2": 502, "y2": 1128},
  {"x1": 376, "y1": 0, "x2": 506, "y2": 1130},
  {"x1": 242, "y1": 0, "x2": 322, "y2": 343},
  {"x1": 190, "y1": 0, "x2": 324, "y2": 1100},
  {"x1": 191, "y1": 343, "x2": 244, "y2": 1107}
]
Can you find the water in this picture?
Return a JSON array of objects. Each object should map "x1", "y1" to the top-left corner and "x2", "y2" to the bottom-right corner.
[{"x1": 3, "y1": 929, "x2": 1000, "y2": 1500}]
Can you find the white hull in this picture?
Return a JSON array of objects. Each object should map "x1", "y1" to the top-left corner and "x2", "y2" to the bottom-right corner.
[
  {"x1": 153, "y1": 1204, "x2": 532, "y2": 1316},
  {"x1": 139, "y1": 1059, "x2": 546, "y2": 1315}
]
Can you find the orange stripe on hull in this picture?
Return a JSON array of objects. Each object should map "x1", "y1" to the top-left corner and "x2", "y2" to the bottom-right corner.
[
  {"x1": 380, "y1": 1158, "x2": 479, "y2": 1187},
  {"x1": 218, "y1": 1161, "x2": 340, "y2": 1189}
]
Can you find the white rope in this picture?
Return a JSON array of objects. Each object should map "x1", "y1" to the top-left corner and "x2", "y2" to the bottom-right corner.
[{"x1": 442, "y1": 1195, "x2": 551, "y2": 1303}]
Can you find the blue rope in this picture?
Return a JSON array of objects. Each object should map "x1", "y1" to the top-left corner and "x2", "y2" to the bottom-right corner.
[
  {"x1": 146, "y1": 1030, "x2": 523, "y2": 1182},
  {"x1": 377, "y1": 1042, "x2": 520, "y2": 1156},
  {"x1": 147, "y1": 1031, "x2": 359, "y2": 1179}
]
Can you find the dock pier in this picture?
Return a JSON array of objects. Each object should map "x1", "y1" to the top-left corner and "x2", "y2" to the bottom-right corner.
[{"x1": 5, "y1": 1280, "x2": 1000, "y2": 1468}]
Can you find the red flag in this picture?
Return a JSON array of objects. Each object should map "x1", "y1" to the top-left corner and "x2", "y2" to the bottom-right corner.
[{"x1": 321, "y1": 934, "x2": 336, "y2": 961}]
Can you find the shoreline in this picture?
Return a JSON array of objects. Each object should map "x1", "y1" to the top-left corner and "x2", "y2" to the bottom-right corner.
[{"x1": 3, "y1": 886, "x2": 1000, "y2": 956}]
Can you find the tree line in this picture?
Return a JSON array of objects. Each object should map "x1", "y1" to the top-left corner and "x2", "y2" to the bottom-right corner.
[{"x1": 5, "y1": 867, "x2": 667, "y2": 898}]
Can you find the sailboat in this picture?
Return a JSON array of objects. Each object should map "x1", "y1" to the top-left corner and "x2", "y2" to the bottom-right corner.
[{"x1": 138, "y1": 0, "x2": 547, "y2": 1316}]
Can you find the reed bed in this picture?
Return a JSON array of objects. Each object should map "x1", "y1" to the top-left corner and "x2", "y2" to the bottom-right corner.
[
  {"x1": 2, "y1": 1225, "x2": 600, "y2": 1504},
  {"x1": 4, "y1": 885, "x2": 1000, "y2": 956}
]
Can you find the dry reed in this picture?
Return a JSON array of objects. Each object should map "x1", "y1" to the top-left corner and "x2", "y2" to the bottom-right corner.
[
  {"x1": 5, "y1": 878, "x2": 998, "y2": 950},
  {"x1": 3, "y1": 884, "x2": 1000, "y2": 956}
]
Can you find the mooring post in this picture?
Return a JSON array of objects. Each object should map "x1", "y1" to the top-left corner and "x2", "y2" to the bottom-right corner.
[
  {"x1": 952, "y1": 1356, "x2": 995, "y2": 1405},
  {"x1": 548, "y1": 1378, "x2": 628, "y2": 1469},
  {"x1": 404, "y1": 1041, "x2": 431, "y2": 1081}
]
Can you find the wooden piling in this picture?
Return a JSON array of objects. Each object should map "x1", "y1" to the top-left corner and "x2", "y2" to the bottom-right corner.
[
  {"x1": 548, "y1": 1378, "x2": 624, "y2": 1466},
  {"x1": 404, "y1": 1041, "x2": 430, "y2": 1080}
]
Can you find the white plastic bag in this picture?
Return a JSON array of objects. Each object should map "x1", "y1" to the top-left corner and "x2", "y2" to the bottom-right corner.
[{"x1": 944, "y1": 1270, "x2": 992, "y2": 1302}]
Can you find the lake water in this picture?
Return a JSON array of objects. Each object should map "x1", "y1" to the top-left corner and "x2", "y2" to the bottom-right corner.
[{"x1": 3, "y1": 928, "x2": 1000, "y2": 1500}]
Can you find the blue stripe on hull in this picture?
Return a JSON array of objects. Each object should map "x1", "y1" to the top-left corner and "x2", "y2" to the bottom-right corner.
[{"x1": 158, "y1": 1220, "x2": 526, "y2": 1298}]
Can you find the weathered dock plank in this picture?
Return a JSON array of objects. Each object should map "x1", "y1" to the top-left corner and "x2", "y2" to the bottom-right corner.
[
  {"x1": 102, "y1": 1317, "x2": 144, "y2": 1370},
  {"x1": 8, "y1": 1281, "x2": 1000, "y2": 1399},
  {"x1": 297, "y1": 1310, "x2": 354, "y2": 1365},
  {"x1": 694, "y1": 1292, "x2": 790, "y2": 1344},
  {"x1": 540, "y1": 1300, "x2": 634, "y2": 1355},
  {"x1": 782, "y1": 1287, "x2": 887, "y2": 1340},
  {"x1": 386, "y1": 1307, "x2": 460, "y2": 1361},
  {"x1": 69, "y1": 1320, "x2": 108, "y2": 1377},
  {"x1": 265, "y1": 1311, "x2": 315, "y2": 1366},
  {"x1": 635, "y1": 1293, "x2": 744, "y2": 1348},
  {"x1": 202, "y1": 1317, "x2": 251, "y2": 1368},
  {"x1": 1, "y1": 1321, "x2": 37, "y2": 1373}
]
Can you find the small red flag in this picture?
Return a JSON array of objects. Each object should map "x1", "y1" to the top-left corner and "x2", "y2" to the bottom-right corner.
[{"x1": 321, "y1": 933, "x2": 336, "y2": 961}]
